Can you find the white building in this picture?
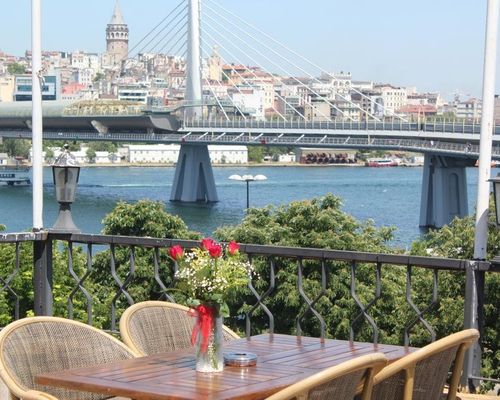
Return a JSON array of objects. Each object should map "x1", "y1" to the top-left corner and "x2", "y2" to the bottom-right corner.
[
  {"x1": 230, "y1": 87, "x2": 265, "y2": 119},
  {"x1": 208, "y1": 145, "x2": 247, "y2": 164},
  {"x1": 126, "y1": 144, "x2": 179, "y2": 163},
  {"x1": 124, "y1": 144, "x2": 248, "y2": 164},
  {"x1": 376, "y1": 85, "x2": 408, "y2": 115},
  {"x1": 118, "y1": 85, "x2": 149, "y2": 103},
  {"x1": 94, "y1": 151, "x2": 121, "y2": 164},
  {"x1": 456, "y1": 98, "x2": 482, "y2": 121}
]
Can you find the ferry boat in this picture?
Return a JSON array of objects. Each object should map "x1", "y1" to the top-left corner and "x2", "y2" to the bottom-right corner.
[
  {"x1": 0, "y1": 165, "x2": 31, "y2": 185},
  {"x1": 365, "y1": 158, "x2": 399, "y2": 167}
]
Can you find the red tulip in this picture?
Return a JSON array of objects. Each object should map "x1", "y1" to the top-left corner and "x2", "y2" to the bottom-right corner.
[
  {"x1": 201, "y1": 238, "x2": 215, "y2": 251},
  {"x1": 228, "y1": 241, "x2": 240, "y2": 255},
  {"x1": 208, "y1": 243, "x2": 222, "y2": 258},
  {"x1": 169, "y1": 245, "x2": 184, "y2": 261}
]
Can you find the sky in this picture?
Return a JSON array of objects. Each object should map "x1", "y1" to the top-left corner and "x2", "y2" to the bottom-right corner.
[{"x1": 0, "y1": 1, "x2": 495, "y2": 99}]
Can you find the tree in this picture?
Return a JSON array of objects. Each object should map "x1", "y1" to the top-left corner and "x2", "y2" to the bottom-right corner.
[
  {"x1": 93, "y1": 72, "x2": 104, "y2": 83},
  {"x1": 410, "y1": 204, "x2": 500, "y2": 389},
  {"x1": 89, "y1": 200, "x2": 202, "y2": 327},
  {"x1": 86, "y1": 148, "x2": 96, "y2": 163},
  {"x1": 7, "y1": 63, "x2": 26, "y2": 75},
  {"x1": 44, "y1": 147, "x2": 54, "y2": 162},
  {"x1": 214, "y1": 194, "x2": 407, "y2": 340},
  {"x1": 88, "y1": 141, "x2": 117, "y2": 153},
  {"x1": 248, "y1": 146, "x2": 264, "y2": 163},
  {"x1": 0, "y1": 139, "x2": 31, "y2": 159}
]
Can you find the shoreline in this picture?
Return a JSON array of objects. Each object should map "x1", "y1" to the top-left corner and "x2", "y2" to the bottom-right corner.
[{"x1": 32, "y1": 162, "x2": 424, "y2": 168}]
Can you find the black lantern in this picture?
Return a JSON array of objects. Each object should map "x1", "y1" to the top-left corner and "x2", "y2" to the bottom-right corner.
[
  {"x1": 51, "y1": 144, "x2": 80, "y2": 233},
  {"x1": 489, "y1": 174, "x2": 500, "y2": 226}
]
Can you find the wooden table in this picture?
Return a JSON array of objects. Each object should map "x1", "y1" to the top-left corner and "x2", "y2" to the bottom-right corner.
[{"x1": 36, "y1": 333, "x2": 415, "y2": 400}]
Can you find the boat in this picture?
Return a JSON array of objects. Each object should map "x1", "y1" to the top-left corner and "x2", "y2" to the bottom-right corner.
[
  {"x1": 365, "y1": 158, "x2": 399, "y2": 167},
  {"x1": 0, "y1": 165, "x2": 31, "y2": 185}
]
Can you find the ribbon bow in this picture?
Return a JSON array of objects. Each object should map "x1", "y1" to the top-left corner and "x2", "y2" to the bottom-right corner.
[{"x1": 189, "y1": 304, "x2": 216, "y2": 353}]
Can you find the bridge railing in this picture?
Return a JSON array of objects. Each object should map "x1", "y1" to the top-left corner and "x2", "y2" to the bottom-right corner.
[
  {"x1": 0, "y1": 231, "x2": 497, "y2": 390},
  {"x1": 182, "y1": 117, "x2": 490, "y2": 134}
]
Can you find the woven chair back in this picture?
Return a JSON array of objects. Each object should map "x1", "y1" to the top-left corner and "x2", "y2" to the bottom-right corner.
[
  {"x1": 120, "y1": 301, "x2": 239, "y2": 356},
  {"x1": 0, "y1": 317, "x2": 137, "y2": 400},
  {"x1": 371, "y1": 329, "x2": 479, "y2": 400},
  {"x1": 265, "y1": 352, "x2": 388, "y2": 400}
]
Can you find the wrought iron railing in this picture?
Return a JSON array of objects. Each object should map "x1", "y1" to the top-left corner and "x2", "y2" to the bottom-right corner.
[{"x1": 0, "y1": 231, "x2": 498, "y2": 390}]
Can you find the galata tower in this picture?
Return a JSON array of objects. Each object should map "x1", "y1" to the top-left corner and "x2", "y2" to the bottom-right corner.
[{"x1": 105, "y1": 0, "x2": 129, "y2": 67}]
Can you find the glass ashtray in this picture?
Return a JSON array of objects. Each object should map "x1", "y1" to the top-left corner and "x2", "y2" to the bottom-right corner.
[{"x1": 223, "y1": 352, "x2": 257, "y2": 367}]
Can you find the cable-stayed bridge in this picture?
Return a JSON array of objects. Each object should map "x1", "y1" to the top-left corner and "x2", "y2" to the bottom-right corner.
[{"x1": 0, "y1": 0, "x2": 495, "y2": 228}]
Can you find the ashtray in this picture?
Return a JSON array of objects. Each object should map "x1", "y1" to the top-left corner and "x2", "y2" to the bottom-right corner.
[{"x1": 223, "y1": 352, "x2": 257, "y2": 367}]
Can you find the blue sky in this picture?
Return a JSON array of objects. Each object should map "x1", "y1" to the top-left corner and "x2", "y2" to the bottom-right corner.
[{"x1": 0, "y1": 1, "x2": 494, "y2": 98}]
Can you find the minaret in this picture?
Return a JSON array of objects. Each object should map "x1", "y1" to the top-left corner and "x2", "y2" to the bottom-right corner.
[{"x1": 105, "y1": 0, "x2": 129, "y2": 67}]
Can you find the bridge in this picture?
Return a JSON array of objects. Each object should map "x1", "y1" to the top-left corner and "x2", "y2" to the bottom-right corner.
[{"x1": 0, "y1": 0, "x2": 497, "y2": 229}]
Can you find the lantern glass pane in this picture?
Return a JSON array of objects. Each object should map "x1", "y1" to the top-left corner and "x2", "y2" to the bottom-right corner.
[{"x1": 53, "y1": 166, "x2": 80, "y2": 203}]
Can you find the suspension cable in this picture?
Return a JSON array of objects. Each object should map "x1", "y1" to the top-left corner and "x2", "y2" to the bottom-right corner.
[
  {"x1": 205, "y1": 0, "x2": 400, "y2": 121},
  {"x1": 202, "y1": 27, "x2": 303, "y2": 121},
  {"x1": 203, "y1": 10, "x2": 342, "y2": 121}
]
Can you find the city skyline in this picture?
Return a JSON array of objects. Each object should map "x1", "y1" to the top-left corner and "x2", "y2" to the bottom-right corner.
[{"x1": 0, "y1": 1, "x2": 495, "y2": 98}]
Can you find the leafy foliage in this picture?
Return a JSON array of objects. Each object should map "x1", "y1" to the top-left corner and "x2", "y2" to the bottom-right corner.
[
  {"x1": 0, "y1": 138, "x2": 31, "y2": 159},
  {"x1": 7, "y1": 63, "x2": 26, "y2": 75},
  {"x1": 410, "y1": 208, "x2": 500, "y2": 388},
  {"x1": 90, "y1": 200, "x2": 202, "y2": 327},
  {"x1": 214, "y1": 194, "x2": 418, "y2": 342}
]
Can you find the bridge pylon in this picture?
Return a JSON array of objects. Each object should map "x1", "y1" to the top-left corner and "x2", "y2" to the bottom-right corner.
[
  {"x1": 419, "y1": 154, "x2": 474, "y2": 228},
  {"x1": 170, "y1": 144, "x2": 218, "y2": 202}
]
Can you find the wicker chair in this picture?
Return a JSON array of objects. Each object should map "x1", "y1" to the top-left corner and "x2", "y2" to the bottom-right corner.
[
  {"x1": 0, "y1": 316, "x2": 140, "y2": 400},
  {"x1": 265, "y1": 353, "x2": 388, "y2": 400},
  {"x1": 119, "y1": 301, "x2": 240, "y2": 356},
  {"x1": 370, "y1": 329, "x2": 480, "y2": 400}
]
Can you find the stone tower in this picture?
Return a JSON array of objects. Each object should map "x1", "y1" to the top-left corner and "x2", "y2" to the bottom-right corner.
[{"x1": 105, "y1": 0, "x2": 129, "y2": 67}]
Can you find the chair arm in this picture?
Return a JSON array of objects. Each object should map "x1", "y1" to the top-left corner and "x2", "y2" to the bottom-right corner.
[{"x1": 22, "y1": 390, "x2": 59, "y2": 400}]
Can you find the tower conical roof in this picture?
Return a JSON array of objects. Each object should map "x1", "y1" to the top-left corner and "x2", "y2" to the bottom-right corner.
[{"x1": 109, "y1": 0, "x2": 125, "y2": 25}]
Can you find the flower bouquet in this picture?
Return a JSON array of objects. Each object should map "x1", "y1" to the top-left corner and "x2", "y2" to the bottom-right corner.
[{"x1": 169, "y1": 238, "x2": 250, "y2": 372}]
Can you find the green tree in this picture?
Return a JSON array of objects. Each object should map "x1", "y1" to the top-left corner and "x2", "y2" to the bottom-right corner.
[
  {"x1": 410, "y1": 207, "x2": 500, "y2": 388},
  {"x1": 7, "y1": 63, "x2": 26, "y2": 75},
  {"x1": 0, "y1": 139, "x2": 31, "y2": 159},
  {"x1": 248, "y1": 146, "x2": 264, "y2": 163},
  {"x1": 89, "y1": 200, "x2": 202, "y2": 327},
  {"x1": 214, "y1": 194, "x2": 407, "y2": 340},
  {"x1": 86, "y1": 148, "x2": 96, "y2": 163},
  {"x1": 93, "y1": 72, "x2": 104, "y2": 83},
  {"x1": 44, "y1": 147, "x2": 54, "y2": 162},
  {"x1": 88, "y1": 141, "x2": 117, "y2": 153}
]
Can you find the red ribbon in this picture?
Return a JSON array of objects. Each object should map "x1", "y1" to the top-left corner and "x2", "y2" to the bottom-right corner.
[{"x1": 189, "y1": 304, "x2": 216, "y2": 353}]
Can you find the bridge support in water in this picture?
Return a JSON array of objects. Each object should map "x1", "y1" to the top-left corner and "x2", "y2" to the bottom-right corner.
[
  {"x1": 419, "y1": 154, "x2": 475, "y2": 228},
  {"x1": 170, "y1": 144, "x2": 218, "y2": 202}
]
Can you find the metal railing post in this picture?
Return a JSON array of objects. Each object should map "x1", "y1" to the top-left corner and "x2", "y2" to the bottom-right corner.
[
  {"x1": 33, "y1": 234, "x2": 53, "y2": 316},
  {"x1": 462, "y1": 260, "x2": 485, "y2": 392}
]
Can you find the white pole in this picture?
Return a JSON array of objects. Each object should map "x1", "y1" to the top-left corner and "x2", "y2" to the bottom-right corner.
[
  {"x1": 186, "y1": 0, "x2": 202, "y2": 119},
  {"x1": 31, "y1": 0, "x2": 44, "y2": 230},
  {"x1": 473, "y1": 0, "x2": 499, "y2": 259}
]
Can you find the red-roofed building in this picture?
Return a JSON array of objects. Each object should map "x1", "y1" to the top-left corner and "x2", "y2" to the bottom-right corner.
[{"x1": 397, "y1": 104, "x2": 437, "y2": 118}]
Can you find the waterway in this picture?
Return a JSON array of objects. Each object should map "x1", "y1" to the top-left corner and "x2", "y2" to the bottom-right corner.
[{"x1": 0, "y1": 166, "x2": 486, "y2": 248}]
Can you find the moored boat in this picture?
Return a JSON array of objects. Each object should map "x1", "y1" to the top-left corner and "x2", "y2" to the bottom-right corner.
[
  {"x1": 365, "y1": 158, "x2": 399, "y2": 167},
  {"x1": 0, "y1": 165, "x2": 31, "y2": 185}
]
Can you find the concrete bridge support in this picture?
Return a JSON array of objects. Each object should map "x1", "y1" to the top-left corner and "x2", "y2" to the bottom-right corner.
[
  {"x1": 170, "y1": 144, "x2": 218, "y2": 202},
  {"x1": 419, "y1": 154, "x2": 475, "y2": 228}
]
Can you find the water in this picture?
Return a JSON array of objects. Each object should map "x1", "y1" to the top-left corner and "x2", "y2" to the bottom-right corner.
[{"x1": 0, "y1": 166, "x2": 484, "y2": 247}]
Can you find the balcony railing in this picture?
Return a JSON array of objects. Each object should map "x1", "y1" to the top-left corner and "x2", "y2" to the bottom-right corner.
[{"x1": 0, "y1": 230, "x2": 498, "y2": 391}]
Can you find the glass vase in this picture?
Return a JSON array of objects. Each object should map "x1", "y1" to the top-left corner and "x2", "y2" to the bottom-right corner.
[{"x1": 195, "y1": 314, "x2": 224, "y2": 373}]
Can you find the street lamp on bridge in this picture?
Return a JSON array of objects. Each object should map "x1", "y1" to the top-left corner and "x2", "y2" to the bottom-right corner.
[{"x1": 229, "y1": 174, "x2": 267, "y2": 209}]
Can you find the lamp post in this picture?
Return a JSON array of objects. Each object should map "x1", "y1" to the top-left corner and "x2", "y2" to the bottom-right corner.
[
  {"x1": 229, "y1": 174, "x2": 267, "y2": 209},
  {"x1": 51, "y1": 144, "x2": 80, "y2": 233}
]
